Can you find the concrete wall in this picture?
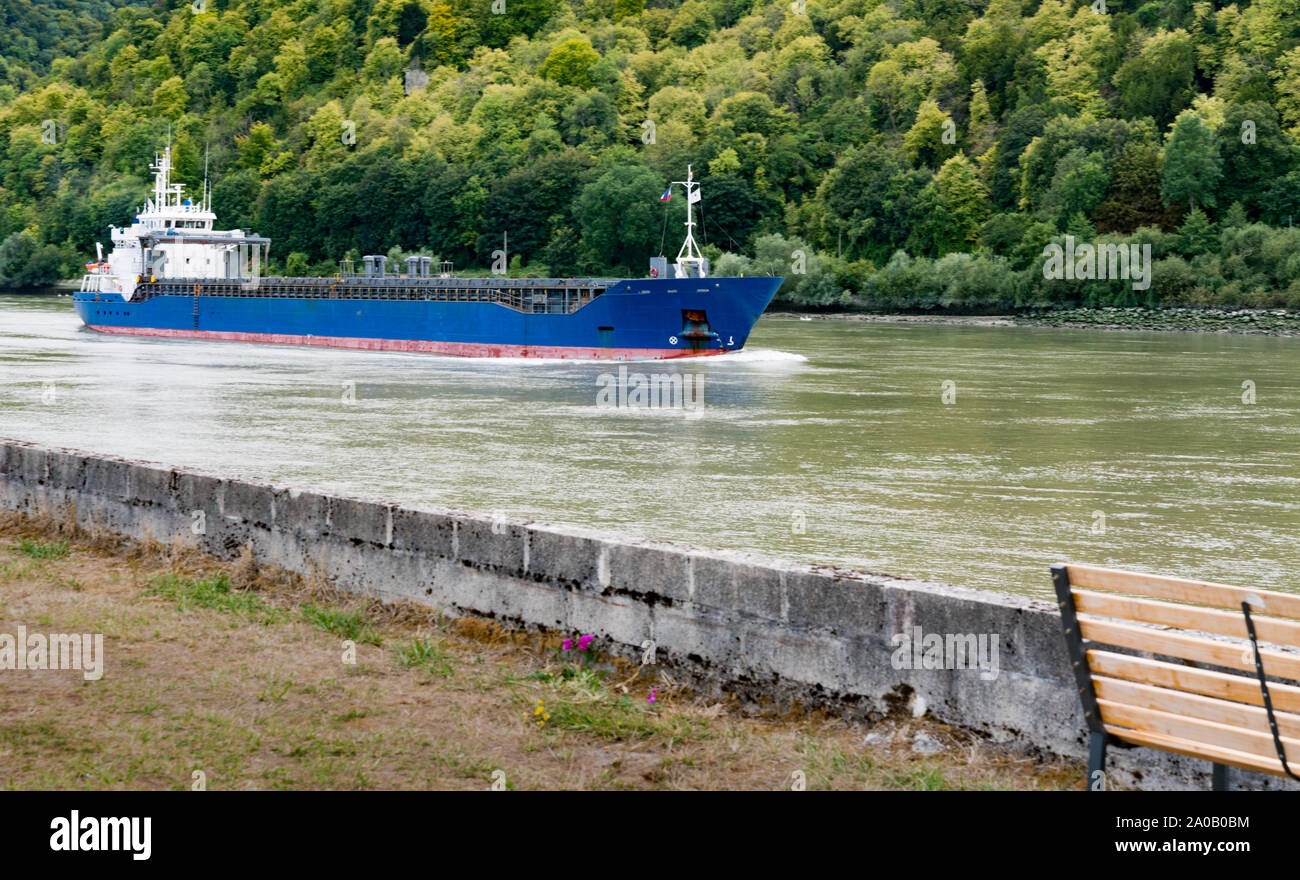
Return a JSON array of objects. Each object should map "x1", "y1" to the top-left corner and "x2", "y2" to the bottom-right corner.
[{"x1": 1, "y1": 438, "x2": 1291, "y2": 790}]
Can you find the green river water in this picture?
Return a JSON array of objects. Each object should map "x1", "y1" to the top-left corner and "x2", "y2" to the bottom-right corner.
[{"x1": 2, "y1": 292, "x2": 1298, "y2": 598}]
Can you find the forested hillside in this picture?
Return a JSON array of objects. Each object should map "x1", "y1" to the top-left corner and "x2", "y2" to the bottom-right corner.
[{"x1": 2, "y1": 0, "x2": 1300, "y2": 309}]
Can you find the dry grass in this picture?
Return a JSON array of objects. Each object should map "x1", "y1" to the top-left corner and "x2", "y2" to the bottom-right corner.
[{"x1": 0, "y1": 511, "x2": 1085, "y2": 790}]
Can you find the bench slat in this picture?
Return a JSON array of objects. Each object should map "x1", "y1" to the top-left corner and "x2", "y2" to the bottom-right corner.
[
  {"x1": 1074, "y1": 589, "x2": 1300, "y2": 646},
  {"x1": 1098, "y1": 699, "x2": 1300, "y2": 762},
  {"x1": 1078, "y1": 617, "x2": 1300, "y2": 681},
  {"x1": 1088, "y1": 650, "x2": 1300, "y2": 714},
  {"x1": 1103, "y1": 725, "x2": 1289, "y2": 778},
  {"x1": 1065, "y1": 564, "x2": 1300, "y2": 619},
  {"x1": 1094, "y1": 676, "x2": 1300, "y2": 739}
]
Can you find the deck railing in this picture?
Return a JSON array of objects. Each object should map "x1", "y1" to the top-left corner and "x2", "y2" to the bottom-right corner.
[{"x1": 129, "y1": 277, "x2": 612, "y2": 315}]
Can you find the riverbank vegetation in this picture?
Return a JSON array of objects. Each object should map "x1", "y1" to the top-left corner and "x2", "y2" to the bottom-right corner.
[{"x1": 1, "y1": 0, "x2": 1299, "y2": 312}]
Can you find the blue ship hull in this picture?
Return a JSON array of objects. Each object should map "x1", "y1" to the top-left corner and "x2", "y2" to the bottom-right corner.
[{"x1": 74, "y1": 275, "x2": 782, "y2": 360}]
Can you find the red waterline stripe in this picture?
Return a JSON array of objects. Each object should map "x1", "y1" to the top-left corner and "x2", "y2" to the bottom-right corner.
[{"x1": 83, "y1": 324, "x2": 727, "y2": 361}]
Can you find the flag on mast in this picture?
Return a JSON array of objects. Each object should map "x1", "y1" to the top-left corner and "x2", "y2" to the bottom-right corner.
[{"x1": 660, "y1": 187, "x2": 672, "y2": 202}]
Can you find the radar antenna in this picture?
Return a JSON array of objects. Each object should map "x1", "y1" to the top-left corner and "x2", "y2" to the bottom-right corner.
[{"x1": 671, "y1": 165, "x2": 707, "y2": 278}]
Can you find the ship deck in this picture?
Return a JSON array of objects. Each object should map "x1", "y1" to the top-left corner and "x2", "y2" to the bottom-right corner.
[{"x1": 121, "y1": 276, "x2": 625, "y2": 315}]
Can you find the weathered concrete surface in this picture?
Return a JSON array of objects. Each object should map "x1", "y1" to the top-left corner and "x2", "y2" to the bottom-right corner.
[{"x1": 2, "y1": 438, "x2": 1292, "y2": 790}]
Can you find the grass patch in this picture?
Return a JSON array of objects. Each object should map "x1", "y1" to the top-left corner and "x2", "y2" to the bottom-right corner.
[
  {"x1": 393, "y1": 637, "x2": 454, "y2": 678},
  {"x1": 300, "y1": 604, "x2": 381, "y2": 645},
  {"x1": 886, "y1": 763, "x2": 954, "y2": 791},
  {"x1": 532, "y1": 666, "x2": 708, "y2": 743},
  {"x1": 16, "y1": 538, "x2": 68, "y2": 559},
  {"x1": 144, "y1": 573, "x2": 281, "y2": 623}
]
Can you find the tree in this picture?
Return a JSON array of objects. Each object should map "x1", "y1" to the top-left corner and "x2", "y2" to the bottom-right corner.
[
  {"x1": 904, "y1": 100, "x2": 956, "y2": 167},
  {"x1": 479, "y1": 150, "x2": 593, "y2": 258},
  {"x1": 908, "y1": 155, "x2": 991, "y2": 255},
  {"x1": 1274, "y1": 47, "x2": 1300, "y2": 138},
  {"x1": 1216, "y1": 103, "x2": 1298, "y2": 216},
  {"x1": 1039, "y1": 148, "x2": 1109, "y2": 229},
  {"x1": 273, "y1": 38, "x2": 308, "y2": 100},
  {"x1": 613, "y1": 0, "x2": 644, "y2": 21},
  {"x1": 667, "y1": 1, "x2": 714, "y2": 49},
  {"x1": 968, "y1": 80, "x2": 997, "y2": 156},
  {"x1": 150, "y1": 76, "x2": 188, "y2": 119},
  {"x1": 362, "y1": 37, "x2": 404, "y2": 85},
  {"x1": 414, "y1": 5, "x2": 459, "y2": 67},
  {"x1": 1113, "y1": 29, "x2": 1197, "y2": 128},
  {"x1": 540, "y1": 39, "x2": 601, "y2": 90},
  {"x1": 574, "y1": 165, "x2": 664, "y2": 273},
  {"x1": 235, "y1": 122, "x2": 279, "y2": 171},
  {"x1": 0, "y1": 231, "x2": 65, "y2": 286},
  {"x1": 989, "y1": 105, "x2": 1049, "y2": 209},
  {"x1": 816, "y1": 141, "x2": 929, "y2": 262},
  {"x1": 1175, "y1": 207, "x2": 1214, "y2": 256},
  {"x1": 1162, "y1": 111, "x2": 1223, "y2": 211},
  {"x1": 306, "y1": 27, "x2": 340, "y2": 82},
  {"x1": 866, "y1": 38, "x2": 958, "y2": 129},
  {"x1": 1094, "y1": 142, "x2": 1172, "y2": 233},
  {"x1": 304, "y1": 101, "x2": 350, "y2": 172}
]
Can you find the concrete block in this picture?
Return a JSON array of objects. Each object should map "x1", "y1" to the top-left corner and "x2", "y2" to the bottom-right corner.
[
  {"x1": 785, "y1": 568, "x2": 887, "y2": 636},
  {"x1": 527, "y1": 523, "x2": 604, "y2": 587},
  {"x1": 173, "y1": 472, "x2": 223, "y2": 518},
  {"x1": 223, "y1": 479, "x2": 275, "y2": 529},
  {"x1": 128, "y1": 464, "x2": 175, "y2": 511},
  {"x1": 46, "y1": 450, "x2": 87, "y2": 490},
  {"x1": 567, "y1": 589, "x2": 652, "y2": 646},
  {"x1": 605, "y1": 540, "x2": 691, "y2": 604},
  {"x1": 273, "y1": 487, "x2": 330, "y2": 540},
  {"x1": 455, "y1": 515, "x2": 525, "y2": 574},
  {"x1": 389, "y1": 506, "x2": 457, "y2": 559},
  {"x1": 326, "y1": 496, "x2": 389, "y2": 547}
]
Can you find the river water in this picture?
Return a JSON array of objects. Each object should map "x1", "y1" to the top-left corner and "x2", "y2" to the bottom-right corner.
[{"x1": 2, "y1": 292, "x2": 1298, "y2": 598}]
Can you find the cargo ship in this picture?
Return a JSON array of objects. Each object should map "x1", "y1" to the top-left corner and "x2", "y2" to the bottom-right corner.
[{"x1": 75, "y1": 148, "x2": 782, "y2": 360}]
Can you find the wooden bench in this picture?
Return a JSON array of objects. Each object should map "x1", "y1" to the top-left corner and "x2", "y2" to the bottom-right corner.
[{"x1": 1052, "y1": 563, "x2": 1300, "y2": 790}]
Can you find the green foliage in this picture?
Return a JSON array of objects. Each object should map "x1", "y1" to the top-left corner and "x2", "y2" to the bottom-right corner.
[
  {"x1": 16, "y1": 539, "x2": 69, "y2": 559},
  {"x1": 667, "y1": 1, "x2": 714, "y2": 49},
  {"x1": 1114, "y1": 29, "x2": 1197, "y2": 128},
  {"x1": 299, "y1": 604, "x2": 381, "y2": 646},
  {"x1": 145, "y1": 574, "x2": 282, "y2": 623},
  {"x1": 393, "y1": 637, "x2": 454, "y2": 677},
  {"x1": 0, "y1": 0, "x2": 1297, "y2": 304},
  {"x1": 574, "y1": 164, "x2": 663, "y2": 273},
  {"x1": 0, "y1": 232, "x2": 68, "y2": 287},
  {"x1": 1162, "y1": 111, "x2": 1223, "y2": 211},
  {"x1": 540, "y1": 38, "x2": 601, "y2": 89}
]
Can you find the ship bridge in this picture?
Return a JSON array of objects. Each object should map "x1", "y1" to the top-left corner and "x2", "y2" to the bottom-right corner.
[{"x1": 80, "y1": 144, "x2": 270, "y2": 299}]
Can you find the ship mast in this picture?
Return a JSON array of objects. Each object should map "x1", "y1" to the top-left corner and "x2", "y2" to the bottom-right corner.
[{"x1": 671, "y1": 165, "x2": 707, "y2": 278}]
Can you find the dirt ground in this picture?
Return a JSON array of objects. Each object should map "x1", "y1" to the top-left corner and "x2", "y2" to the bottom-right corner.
[{"x1": 0, "y1": 512, "x2": 1084, "y2": 790}]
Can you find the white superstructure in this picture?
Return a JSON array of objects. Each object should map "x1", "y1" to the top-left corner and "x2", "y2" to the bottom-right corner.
[{"x1": 80, "y1": 146, "x2": 270, "y2": 299}]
